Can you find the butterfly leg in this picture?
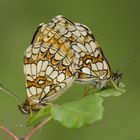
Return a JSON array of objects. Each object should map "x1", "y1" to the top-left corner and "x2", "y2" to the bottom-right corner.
[
  {"x1": 83, "y1": 84, "x2": 90, "y2": 96},
  {"x1": 110, "y1": 80, "x2": 123, "y2": 93},
  {"x1": 27, "y1": 107, "x2": 33, "y2": 121}
]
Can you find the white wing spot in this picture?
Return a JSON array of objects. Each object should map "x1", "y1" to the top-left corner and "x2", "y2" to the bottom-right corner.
[
  {"x1": 26, "y1": 75, "x2": 34, "y2": 81},
  {"x1": 72, "y1": 44, "x2": 81, "y2": 53},
  {"x1": 86, "y1": 59, "x2": 92, "y2": 64},
  {"x1": 57, "y1": 73, "x2": 65, "y2": 82},
  {"x1": 49, "y1": 71, "x2": 59, "y2": 79},
  {"x1": 73, "y1": 30, "x2": 81, "y2": 37},
  {"x1": 41, "y1": 46, "x2": 48, "y2": 52},
  {"x1": 96, "y1": 62, "x2": 103, "y2": 70},
  {"x1": 64, "y1": 31, "x2": 72, "y2": 38},
  {"x1": 33, "y1": 48, "x2": 39, "y2": 55},
  {"x1": 81, "y1": 31, "x2": 87, "y2": 36},
  {"x1": 44, "y1": 86, "x2": 50, "y2": 94},
  {"x1": 29, "y1": 86, "x2": 36, "y2": 95},
  {"x1": 92, "y1": 64, "x2": 98, "y2": 71},
  {"x1": 25, "y1": 45, "x2": 32, "y2": 54},
  {"x1": 82, "y1": 67, "x2": 91, "y2": 75},
  {"x1": 49, "y1": 47, "x2": 57, "y2": 54},
  {"x1": 42, "y1": 61, "x2": 48, "y2": 71},
  {"x1": 25, "y1": 64, "x2": 31, "y2": 75},
  {"x1": 76, "y1": 25, "x2": 85, "y2": 31},
  {"x1": 32, "y1": 64, "x2": 37, "y2": 79},
  {"x1": 77, "y1": 43, "x2": 87, "y2": 52},
  {"x1": 38, "y1": 80, "x2": 45, "y2": 84},
  {"x1": 26, "y1": 52, "x2": 32, "y2": 58},
  {"x1": 54, "y1": 52, "x2": 64, "y2": 60},
  {"x1": 85, "y1": 43, "x2": 93, "y2": 53},
  {"x1": 94, "y1": 49, "x2": 100, "y2": 57},
  {"x1": 37, "y1": 60, "x2": 42, "y2": 74},
  {"x1": 46, "y1": 66, "x2": 53, "y2": 75},
  {"x1": 90, "y1": 41, "x2": 97, "y2": 52},
  {"x1": 103, "y1": 60, "x2": 108, "y2": 69}
]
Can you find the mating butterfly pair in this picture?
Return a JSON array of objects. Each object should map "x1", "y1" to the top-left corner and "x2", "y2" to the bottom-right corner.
[{"x1": 20, "y1": 15, "x2": 121, "y2": 114}]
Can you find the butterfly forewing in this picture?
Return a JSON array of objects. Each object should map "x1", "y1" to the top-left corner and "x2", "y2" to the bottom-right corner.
[{"x1": 24, "y1": 20, "x2": 76, "y2": 105}]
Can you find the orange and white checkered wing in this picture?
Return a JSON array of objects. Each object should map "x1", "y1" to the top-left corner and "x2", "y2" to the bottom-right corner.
[
  {"x1": 24, "y1": 22, "x2": 76, "y2": 102},
  {"x1": 72, "y1": 23, "x2": 112, "y2": 82}
]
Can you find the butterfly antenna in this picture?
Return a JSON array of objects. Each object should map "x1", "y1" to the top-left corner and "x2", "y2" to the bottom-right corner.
[
  {"x1": 110, "y1": 80, "x2": 122, "y2": 93},
  {"x1": 0, "y1": 83, "x2": 23, "y2": 103}
]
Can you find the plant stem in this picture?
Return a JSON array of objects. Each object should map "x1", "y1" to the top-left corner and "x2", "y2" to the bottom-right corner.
[
  {"x1": 23, "y1": 116, "x2": 52, "y2": 140},
  {"x1": 0, "y1": 125, "x2": 19, "y2": 140}
]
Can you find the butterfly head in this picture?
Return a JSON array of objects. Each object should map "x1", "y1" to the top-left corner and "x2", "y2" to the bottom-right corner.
[
  {"x1": 18, "y1": 97, "x2": 48, "y2": 114},
  {"x1": 18, "y1": 99, "x2": 32, "y2": 114},
  {"x1": 18, "y1": 103, "x2": 31, "y2": 114},
  {"x1": 91, "y1": 71, "x2": 122, "y2": 89},
  {"x1": 111, "y1": 71, "x2": 122, "y2": 86}
]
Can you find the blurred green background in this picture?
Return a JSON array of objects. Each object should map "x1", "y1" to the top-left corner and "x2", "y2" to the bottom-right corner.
[{"x1": 0, "y1": 0, "x2": 139, "y2": 140}]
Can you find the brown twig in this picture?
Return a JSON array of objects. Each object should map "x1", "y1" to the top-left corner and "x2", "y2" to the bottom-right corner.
[
  {"x1": 0, "y1": 116, "x2": 52, "y2": 140},
  {"x1": 23, "y1": 116, "x2": 52, "y2": 140},
  {"x1": 0, "y1": 83, "x2": 53, "y2": 140},
  {"x1": 0, "y1": 125, "x2": 19, "y2": 140}
]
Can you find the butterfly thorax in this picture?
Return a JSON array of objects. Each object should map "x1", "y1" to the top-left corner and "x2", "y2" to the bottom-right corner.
[{"x1": 19, "y1": 97, "x2": 47, "y2": 114}]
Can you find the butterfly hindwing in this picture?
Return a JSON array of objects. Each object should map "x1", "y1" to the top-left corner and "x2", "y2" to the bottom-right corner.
[{"x1": 73, "y1": 23, "x2": 112, "y2": 83}]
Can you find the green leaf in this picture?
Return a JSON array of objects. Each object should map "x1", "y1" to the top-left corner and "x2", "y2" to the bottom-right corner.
[
  {"x1": 96, "y1": 87, "x2": 122, "y2": 97},
  {"x1": 27, "y1": 83, "x2": 125, "y2": 128},
  {"x1": 27, "y1": 105, "x2": 51, "y2": 126},
  {"x1": 96, "y1": 82, "x2": 125, "y2": 97},
  {"x1": 51, "y1": 94, "x2": 104, "y2": 128}
]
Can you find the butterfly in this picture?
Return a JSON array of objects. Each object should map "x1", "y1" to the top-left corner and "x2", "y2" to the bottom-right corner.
[
  {"x1": 71, "y1": 22, "x2": 122, "y2": 89},
  {"x1": 19, "y1": 15, "x2": 121, "y2": 114},
  {"x1": 20, "y1": 15, "x2": 79, "y2": 114}
]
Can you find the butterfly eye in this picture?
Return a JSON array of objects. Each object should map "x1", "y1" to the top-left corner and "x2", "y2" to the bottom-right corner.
[{"x1": 18, "y1": 104, "x2": 30, "y2": 114}]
